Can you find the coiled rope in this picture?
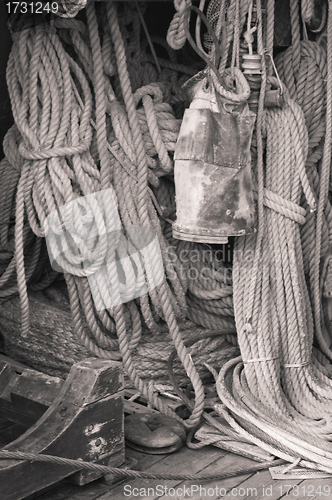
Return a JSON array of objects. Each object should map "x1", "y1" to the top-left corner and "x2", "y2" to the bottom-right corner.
[
  {"x1": 2, "y1": 3, "x2": 234, "y2": 430},
  {"x1": 3, "y1": 0, "x2": 332, "y2": 472},
  {"x1": 210, "y1": 0, "x2": 332, "y2": 472}
]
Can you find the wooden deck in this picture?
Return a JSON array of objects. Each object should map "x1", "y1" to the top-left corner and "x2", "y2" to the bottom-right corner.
[
  {"x1": 14, "y1": 443, "x2": 332, "y2": 500},
  {"x1": 0, "y1": 352, "x2": 331, "y2": 500}
]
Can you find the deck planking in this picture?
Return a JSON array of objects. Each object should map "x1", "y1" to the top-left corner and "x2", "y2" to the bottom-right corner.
[
  {"x1": 29, "y1": 445, "x2": 332, "y2": 500},
  {"x1": 101, "y1": 443, "x2": 226, "y2": 500},
  {"x1": 2, "y1": 421, "x2": 332, "y2": 500}
]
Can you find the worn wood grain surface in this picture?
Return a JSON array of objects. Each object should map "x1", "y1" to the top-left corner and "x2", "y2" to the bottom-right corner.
[{"x1": 0, "y1": 358, "x2": 125, "y2": 500}]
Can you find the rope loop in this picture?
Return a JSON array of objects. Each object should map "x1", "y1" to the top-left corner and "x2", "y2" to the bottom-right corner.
[
  {"x1": 255, "y1": 188, "x2": 307, "y2": 224},
  {"x1": 134, "y1": 83, "x2": 164, "y2": 105},
  {"x1": 134, "y1": 85, "x2": 178, "y2": 173},
  {"x1": 54, "y1": 17, "x2": 88, "y2": 35},
  {"x1": 56, "y1": 0, "x2": 87, "y2": 18},
  {"x1": 301, "y1": 0, "x2": 315, "y2": 25},
  {"x1": 174, "y1": 0, "x2": 188, "y2": 12},
  {"x1": 178, "y1": 7, "x2": 250, "y2": 103},
  {"x1": 211, "y1": 66, "x2": 250, "y2": 103},
  {"x1": 166, "y1": 0, "x2": 192, "y2": 50}
]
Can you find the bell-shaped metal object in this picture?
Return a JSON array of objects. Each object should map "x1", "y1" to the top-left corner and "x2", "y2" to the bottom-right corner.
[{"x1": 173, "y1": 71, "x2": 257, "y2": 244}]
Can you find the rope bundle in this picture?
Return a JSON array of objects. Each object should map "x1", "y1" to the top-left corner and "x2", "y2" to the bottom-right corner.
[
  {"x1": 175, "y1": 241, "x2": 236, "y2": 331},
  {"x1": 0, "y1": 2, "x2": 244, "y2": 431},
  {"x1": 0, "y1": 126, "x2": 58, "y2": 303},
  {"x1": 214, "y1": 80, "x2": 332, "y2": 470},
  {"x1": 206, "y1": 0, "x2": 332, "y2": 473},
  {"x1": 1, "y1": 284, "x2": 239, "y2": 386},
  {"x1": 3, "y1": 0, "x2": 332, "y2": 472},
  {"x1": 275, "y1": 39, "x2": 332, "y2": 358}
]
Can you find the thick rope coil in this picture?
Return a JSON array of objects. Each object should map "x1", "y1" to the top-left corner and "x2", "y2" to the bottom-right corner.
[
  {"x1": 301, "y1": 0, "x2": 316, "y2": 25},
  {"x1": 167, "y1": 0, "x2": 192, "y2": 50},
  {"x1": 312, "y1": 0, "x2": 332, "y2": 360},
  {"x1": 208, "y1": 0, "x2": 332, "y2": 474},
  {"x1": 106, "y1": 2, "x2": 206, "y2": 428},
  {"x1": 275, "y1": 37, "x2": 332, "y2": 358}
]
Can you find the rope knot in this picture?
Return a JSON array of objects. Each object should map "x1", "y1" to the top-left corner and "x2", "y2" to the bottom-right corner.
[
  {"x1": 54, "y1": 17, "x2": 88, "y2": 36},
  {"x1": 174, "y1": 0, "x2": 189, "y2": 14},
  {"x1": 166, "y1": 0, "x2": 192, "y2": 50},
  {"x1": 134, "y1": 83, "x2": 164, "y2": 105},
  {"x1": 243, "y1": 27, "x2": 257, "y2": 47},
  {"x1": 210, "y1": 67, "x2": 251, "y2": 103},
  {"x1": 57, "y1": 0, "x2": 87, "y2": 18},
  {"x1": 133, "y1": 84, "x2": 178, "y2": 173}
]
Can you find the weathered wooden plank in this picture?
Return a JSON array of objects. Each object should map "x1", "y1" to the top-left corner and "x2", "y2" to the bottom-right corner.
[
  {"x1": 0, "y1": 420, "x2": 27, "y2": 448},
  {"x1": 177, "y1": 450, "x2": 260, "y2": 500},
  {"x1": 0, "y1": 397, "x2": 42, "y2": 427},
  {"x1": 228, "y1": 469, "x2": 300, "y2": 500},
  {"x1": 236, "y1": 466, "x2": 332, "y2": 499},
  {"x1": 1, "y1": 397, "x2": 124, "y2": 499},
  {"x1": 124, "y1": 446, "x2": 172, "y2": 471},
  {"x1": 0, "y1": 363, "x2": 20, "y2": 400},
  {"x1": 124, "y1": 399, "x2": 159, "y2": 415},
  {"x1": 11, "y1": 368, "x2": 63, "y2": 407},
  {"x1": 23, "y1": 479, "x2": 110, "y2": 500},
  {"x1": 1, "y1": 358, "x2": 125, "y2": 500},
  {"x1": 281, "y1": 478, "x2": 332, "y2": 500},
  {"x1": 104, "y1": 444, "x2": 226, "y2": 500},
  {"x1": 30, "y1": 448, "x2": 168, "y2": 500},
  {"x1": 0, "y1": 362, "x2": 15, "y2": 395},
  {"x1": 61, "y1": 357, "x2": 123, "y2": 406},
  {"x1": 0, "y1": 354, "x2": 29, "y2": 374},
  {"x1": 124, "y1": 389, "x2": 185, "y2": 415},
  {"x1": 0, "y1": 366, "x2": 64, "y2": 427}
]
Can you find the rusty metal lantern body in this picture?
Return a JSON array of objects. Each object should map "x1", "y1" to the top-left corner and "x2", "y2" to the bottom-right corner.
[{"x1": 173, "y1": 72, "x2": 257, "y2": 244}]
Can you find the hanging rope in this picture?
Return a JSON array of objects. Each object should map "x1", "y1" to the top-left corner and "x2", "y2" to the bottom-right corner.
[
  {"x1": 167, "y1": 0, "x2": 193, "y2": 50},
  {"x1": 2, "y1": 3, "x2": 222, "y2": 430},
  {"x1": 3, "y1": 0, "x2": 332, "y2": 472},
  {"x1": 206, "y1": 0, "x2": 332, "y2": 472}
]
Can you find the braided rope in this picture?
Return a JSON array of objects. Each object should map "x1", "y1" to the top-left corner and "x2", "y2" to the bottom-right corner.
[
  {"x1": 0, "y1": 449, "x2": 284, "y2": 481},
  {"x1": 312, "y1": 0, "x2": 332, "y2": 359},
  {"x1": 167, "y1": 0, "x2": 192, "y2": 50},
  {"x1": 202, "y1": 0, "x2": 332, "y2": 473},
  {"x1": 275, "y1": 39, "x2": 332, "y2": 357},
  {"x1": 301, "y1": 0, "x2": 315, "y2": 25},
  {"x1": 4, "y1": 1, "x2": 332, "y2": 471}
]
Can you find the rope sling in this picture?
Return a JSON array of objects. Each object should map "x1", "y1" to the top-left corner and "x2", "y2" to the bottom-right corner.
[
  {"x1": 0, "y1": 2, "x2": 240, "y2": 432},
  {"x1": 2, "y1": 0, "x2": 332, "y2": 473}
]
